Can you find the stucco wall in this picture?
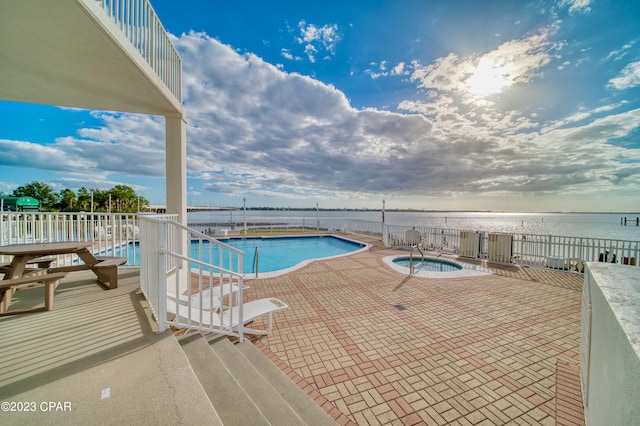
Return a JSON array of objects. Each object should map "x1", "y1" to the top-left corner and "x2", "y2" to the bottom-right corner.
[{"x1": 582, "y1": 263, "x2": 640, "y2": 425}]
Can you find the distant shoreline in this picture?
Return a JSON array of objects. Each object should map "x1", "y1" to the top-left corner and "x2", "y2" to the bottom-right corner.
[{"x1": 210, "y1": 207, "x2": 640, "y2": 215}]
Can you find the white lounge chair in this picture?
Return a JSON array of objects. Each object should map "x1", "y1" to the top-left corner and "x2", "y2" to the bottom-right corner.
[
  {"x1": 168, "y1": 283, "x2": 246, "y2": 311},
  {"x1": 166, "y1": 297, "x2": 287, "y2": 335}
]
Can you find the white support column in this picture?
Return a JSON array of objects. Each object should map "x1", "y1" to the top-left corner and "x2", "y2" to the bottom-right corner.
[
  {"x1": 165, "y1": 112, "x2": 189, "y2": 294},
  {"x1": 165, "y1": 112, "x2": 187, "y2": 224}
]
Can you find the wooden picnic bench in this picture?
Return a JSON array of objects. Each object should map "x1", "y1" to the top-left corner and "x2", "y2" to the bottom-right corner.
[
  {"x1": 0, "y1": 256, "x2": 55, "y2": 275},
  {"x1": 0, "y1": 242, "x2": 127, "y2": 289},
  {"x1": 0, "y1": 242, "x2": 128, "y2": 314},
  {"x1": 48, "y1": 255, "x2": 127, "y2": 290},
  {"x1": 0, "y1": 271, "x2": 67, "y2": 315}
]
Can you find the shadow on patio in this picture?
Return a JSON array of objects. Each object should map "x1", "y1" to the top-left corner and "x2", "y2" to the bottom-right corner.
[{"x1": 0, "y1": 268, "x2": 217, "y2": 425}]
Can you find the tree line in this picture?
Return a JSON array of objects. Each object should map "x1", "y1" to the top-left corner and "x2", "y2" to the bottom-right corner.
[{"x1": 2, "y1": 181, "x2": 149, "y2": 213}]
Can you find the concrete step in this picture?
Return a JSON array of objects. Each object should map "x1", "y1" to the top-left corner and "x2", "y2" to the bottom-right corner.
[
  {"x1": 234, "y1": 339, "x2": 337, "y2": 426},
  {"x1": 179, "y1": 332, "x2": 337, "y2": 425},
  {"x1": 206, "y1": 334, "x2": 309, "y2": 425},
  {"x1": 178, "y1": 333, "x2": 269, "y2": 426}
]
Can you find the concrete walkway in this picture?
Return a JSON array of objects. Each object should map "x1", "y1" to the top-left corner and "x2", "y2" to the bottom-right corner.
[
  {"x1": 0, "y1": 269, "x2": 219, "y2": 425},
  {"x1": 244, "y1": 236, "x2": 585, "y2": 425}
]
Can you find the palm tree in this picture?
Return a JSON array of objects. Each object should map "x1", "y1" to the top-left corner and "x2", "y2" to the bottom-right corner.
[{"x1": 59, "y1": 188, "x2": 77, "y2": 211}]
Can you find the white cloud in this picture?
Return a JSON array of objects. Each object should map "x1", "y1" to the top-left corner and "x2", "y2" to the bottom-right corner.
[
  {"x1": 280, "y1": 48, "x2": 294, "y2": 60},
  {"x1": 410, "y1": 24, "x2": 558, "y2": 102},
  {"x1": 400, "y1": 24, "x2": 564, "y2": 139},
  {"x1": 2, "y1": 30, "x2": 639, "y2": 203},
  {"x1": 0, "y1": 139, "x2": 97, "y2": 173},
  {"x1": 607, "y1": 61, "x2": 640, "y2": 90},
  {"x1": 304, "y1": 44, "x2": 318, "y2": 63},
  {"x1": 391, "y1": 62, "x2": 408, "y2": 76},
  {"x1": 174, "y1": 32, "x2": 640, "y2": 198},
  {"x1": 0, "y1": 112, "x2": 165, "y2": 186},
  {"x1": 366, "y1": 61, "x2": 411, "y2": 79},
  {"x1": 605, "y1": 40, "x2": 636, "y2": 62},
  {"x1": 546, "y1": 101, "x2": 629, "y2": 130},
  {"x1": 558, "y1": 0, "x2": 591, "y2": 14},
  {"x1": 295, "y1": 21, "x2": 340, "y2": 63}
]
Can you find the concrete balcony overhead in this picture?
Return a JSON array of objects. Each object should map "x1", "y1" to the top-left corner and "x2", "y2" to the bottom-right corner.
[{"x1": 0, "y1": 0, "x2": 182, "y2": 116}]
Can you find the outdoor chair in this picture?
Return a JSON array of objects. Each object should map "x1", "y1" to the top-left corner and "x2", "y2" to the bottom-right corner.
[
  {"x1": 167, "y1": 283, "x2": 247, "y2": 311},
  {"x1": 166, "y1": 296, "x2": 288, "y2": 335}
]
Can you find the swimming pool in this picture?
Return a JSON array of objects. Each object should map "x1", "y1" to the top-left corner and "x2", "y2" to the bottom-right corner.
[
  {"x1": 206, "y1": 235, "x2": 368, "y2": 277},
  {"x1": 383, "y1": 255, "x2": 492, "y2": 278},
  {"x1": 122, "y1": 235, "x2": 368, "y2": 277}
]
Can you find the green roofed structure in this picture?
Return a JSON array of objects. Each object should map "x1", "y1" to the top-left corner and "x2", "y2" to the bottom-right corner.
[{"x1": 0, "y1": 196, "x2": 40, "y2": 212}]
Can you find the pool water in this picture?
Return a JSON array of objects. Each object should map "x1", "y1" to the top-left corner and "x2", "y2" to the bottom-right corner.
[
  {"x1": 393, "y1": 257, "x2": 463, "y2": 272},
  {"x1": 204, "y1": 236, "x2": 366, "y2": 274},
  {"x1": 383, "y1": 255, "x2": 493, "y2": 278},
  {"x1": 121, "y1": 235, "x2": 366, "y2": 275}
]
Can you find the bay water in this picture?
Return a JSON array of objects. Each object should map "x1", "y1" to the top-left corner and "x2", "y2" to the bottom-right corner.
[{"x1": 188, "y1": 210, "x2": 640, "y2": 242}]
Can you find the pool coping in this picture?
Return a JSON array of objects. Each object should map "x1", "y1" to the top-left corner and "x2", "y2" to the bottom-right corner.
[
  {"x1": 242, "y1": 234, "x2": 372, "y2": 280},
  {"x1": 382, "y1": 254, "x2": 493, "y2": 278}
]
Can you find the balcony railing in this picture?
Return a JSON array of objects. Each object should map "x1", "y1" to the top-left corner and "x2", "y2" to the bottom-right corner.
[{"x1": 97, "y1": 0, "x2": 182, "y2": 101}]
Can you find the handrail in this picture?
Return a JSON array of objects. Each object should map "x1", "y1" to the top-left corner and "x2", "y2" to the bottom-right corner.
[
  {"x1": 97, "y1": 0, "x2": 182, "y2": 101},
  {"x1": 409, "y1": 250, "x2": 414, "y2": 274},
  {"x1": 138, "y1": 215, "x2": 246, "y2": 341},
  {"x1": 412, "y1": 244, "x2": 425, "y2": 260},
  {"x1": 160, "y1": 248, "x2": 241, "y2": 277},
  {"x1": 252, "y1": 246, "x2": 259, "y2": 278}
]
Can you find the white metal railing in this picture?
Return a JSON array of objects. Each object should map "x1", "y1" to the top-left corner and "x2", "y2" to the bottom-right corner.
[
  {"x1": 345, "y1": 221, "x2": 640, "y2": 273},
  {"x1": 97, "y1": 0, "x2": 182, "y2": 101},
  {"x1": 4, "y1": 213, "x2": 639, "y2": 276},
  {"x1": 0, "y1": 212, "x2": 139, "y2": 267},
  {"x1": 382, "y1": 223, "x2": 460, "y2": 255},
  {"x1": 339, "y1": 219, "x2": 384, "y2": 239},
  {"x1": 138, "y1": 216, "x2": 247, "y2": 340},
  {"x1": 511, "y1": 233, "x2": 640, "y2": 271},
  {"x1": 203, "y1": 216, "x2": 638, "y2": 273}
]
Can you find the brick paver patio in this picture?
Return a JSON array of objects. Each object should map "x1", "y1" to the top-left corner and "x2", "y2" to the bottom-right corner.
[{"x1": 244, "y1": 235, "x2": 584, "y2": 425}]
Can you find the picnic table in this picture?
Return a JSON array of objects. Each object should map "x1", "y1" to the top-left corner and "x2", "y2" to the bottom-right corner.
[{"x1": 0, "y1": 241, "x2": 127, "y2": 314}]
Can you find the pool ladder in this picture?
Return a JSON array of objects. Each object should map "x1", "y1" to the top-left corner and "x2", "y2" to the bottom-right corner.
[
  {"x1": 252, "y1": 246, "x2": 259, "y2": 278},
  {"x1": 410, "y1": 245, "x2": 425, "y2": 274}
]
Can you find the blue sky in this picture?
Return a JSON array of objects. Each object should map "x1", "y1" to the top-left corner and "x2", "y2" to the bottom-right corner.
[{"x1": 1, "y1": 0, "x2": 639, "y2": 211}]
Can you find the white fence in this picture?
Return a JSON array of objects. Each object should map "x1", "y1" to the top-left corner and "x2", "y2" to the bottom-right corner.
[
  {"x1": 138, "y1": 215, "x2": 248, "y2": 340},
  {"x1": 3, "y1": 213, "x2": 639, "y2": 275},
  {"x1": 217, "y1": 217, "x2": 639, "y2": 272},
  {"x1": 364, "y1": 221, "x2": 640, "y2": 272},
  {"x1": 0, "y1": 212, "x2": 140, "y2": 267}
]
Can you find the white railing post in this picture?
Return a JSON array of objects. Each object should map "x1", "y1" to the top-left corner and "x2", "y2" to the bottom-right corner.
[
  {"x1": 111, "y1": 214, "x2": 118, "y2": 255},
  {"x1": 157, "y1": 219, "x2": 168, "y2": 332},
  {"x1": 237, "y1": 244, "x2": 244, "y2": 342},
  {"x1": 383, "y1": 223, "x2": 388, "y2": 246}
]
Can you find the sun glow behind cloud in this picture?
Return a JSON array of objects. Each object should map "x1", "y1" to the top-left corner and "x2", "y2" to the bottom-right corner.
[
  {"x1": 409, "y1": 24, "x2": 557, "y2": 104},
  {"x1": 467, "y1": 59, "x2": 514, "y2": 97}
]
